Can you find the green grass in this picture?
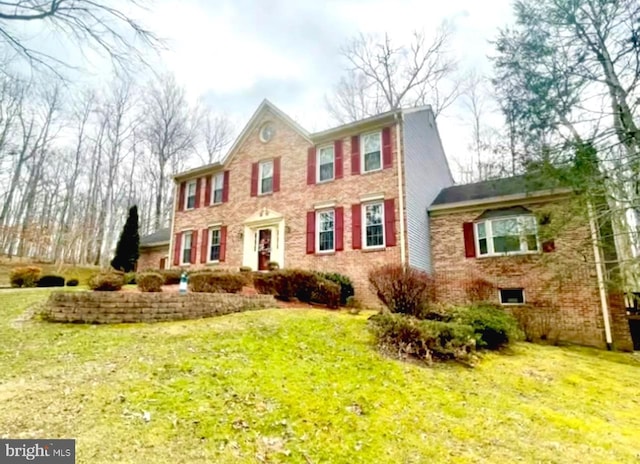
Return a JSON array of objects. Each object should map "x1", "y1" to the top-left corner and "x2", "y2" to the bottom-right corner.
[
  {"x1": 1, "y1": 290, "x2": 639, "y2": 463},
  {"x1": 0, "y1": 260, "x2": 99, "y2": 286}
]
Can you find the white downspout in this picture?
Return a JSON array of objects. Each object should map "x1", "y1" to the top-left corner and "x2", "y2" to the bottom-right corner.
[
  {"x1": 395, "y1": 113, "x2": 406, "y2": 266},
  {"x1": 588, "y1": 201, "x2": 613, "y2": 350},
  {"x1": 168, "y1": 180, "x2": 178, "y2": 269}
]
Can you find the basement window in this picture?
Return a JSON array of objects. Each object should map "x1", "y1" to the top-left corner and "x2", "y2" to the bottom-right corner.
[{"x1": 499, "y1": 288, "x2": 525, "y2": 305}]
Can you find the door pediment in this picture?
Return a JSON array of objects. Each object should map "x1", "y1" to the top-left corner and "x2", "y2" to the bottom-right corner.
[{"x1": 244, "y1": 207, "x2": 283, "y2": 226}]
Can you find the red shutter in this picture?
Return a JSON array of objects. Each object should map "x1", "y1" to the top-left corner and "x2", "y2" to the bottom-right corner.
[
  {"x1": 335, "y1": 140, "x2": 343, "y2": 179},
  {"x1": 463, "y1": 222, "x2": 476, "y2": 258},
  {"x1": 190, "y1": 230, "x2": 198, "y2": 264},
  {"x1": 222, "y1": 170, "x2": 230, "y2": 202},
  {"x1": 273, "y1": 157, "x2": 281, "y2": 192},
  {"x1": 335, "y1": 206, "x2": 344, "y2": 251},
  {"x1": 177, "y1": 182, "x2": 186, "y2": 212},
  {"x1": 352, "y1": 204, "x2": 362, "y2": 249},
  {"x1": 384, "y1": 199, "x2": 396, "y2": 247},
  {"x1": 204, "y1": 176, "x2": 212, "y2": 207},
  {"x1": 307, "y1": 147, "x2": 316, "y2": 185},
  {"x1": 194, "y1": 178, "x2": 202, "y2": 208},
  {"x1": 382, "y1": 127, "x2": 392, "y2": 169},
  {"x1": 250, "y1": 162, "x2": 259, "y2": 197},
  {"x1": 351, "y1": 135, "x2": 360, "y2": 175},
  {"x1": 173, "y1": 233, "x2": 181, "y2": 265},
  {"x1": 306, "y1": 211, "x2": 315, "y2": 254},
  {"x1": 219, "y1": 226, "x2": 227, "y2": 262},
  {"x1": 200, "y1": 228, "x2": 208, "y2": 263},
  {"x1": 542, "y1": 240, "x2": 556, "y2": 253}
]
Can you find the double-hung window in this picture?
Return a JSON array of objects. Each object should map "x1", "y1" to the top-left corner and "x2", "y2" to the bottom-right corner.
[
  {"x1": 209, "y1": 228, "x2": 221, "y2": 262},
  {"x1": 185, "y1": 181, "x2": 197, "y2": 210},
  {"x1": 362, "y1": 131, "x2": 382, "y2": 173},
  {"x1": 181, "y1": 231, "x2": 192, "y2": 264},
  {"x1": 476, "y1": 216, "x2": 538, "y2": 256},
  {"x1": 317, "y1": 209, "x2": 335, "y2": 252},
  {"x1": 317, "y1": 145, "x2": 335, "y2": 182},
  {"x1": 364, "y1": 202, "x2": 384, "y2": 248},
  {"x1": 259, "y1": 160, "x2": 273, "y2": 195},
  {"x1": 212, "y1": 173, "x2": 224, "y2": 204}
]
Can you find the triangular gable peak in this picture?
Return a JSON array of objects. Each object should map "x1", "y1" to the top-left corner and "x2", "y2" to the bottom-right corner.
[{"x1": 220, "y1": 99, "x2": 312, "y2": 167}]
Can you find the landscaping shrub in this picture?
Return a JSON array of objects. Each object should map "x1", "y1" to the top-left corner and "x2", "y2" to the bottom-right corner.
[
  {"x1": 137, "y1": 272, "x2": 163, "y2": 292},
  {"x1": 65, "y1": 278, "x2": 79, "y2": 287},
  {"x1": 156, "y1": 269, "x2": 183, "y2": 285},
  {"x1": 320, "y1": 272, "x2": 354, "y2": 305},
  {"x1": 36, "y1": 274, "x2": 65, "y2": 287},
  {"x1": 9, "y1": 266, "x2": 42, "y2": 288},
  {"x1": 368, "y1": 313, "x2": 476, "y2": 364},
  {"x1": 239, "y1": 266, "x2": 252, "y2": 273},
  {"x1": 345, "y1": 296, "x2": 363, "y2": 309},
  {"x1": 88, "y1": 272, "x2": 124, "y2": 291},
  {"x1": 124, "y1": 272, "x2": 137, "y2": 285},
  {"x1": 450, "y1": 304, "x2": 521, "y2": 350},
  {"x1": 267, "y1": 260, "x2": 280, "y2": 271},
  {"x1": 464, "y1": 277, "x2": 496, "y2": 303},
  {"x1": 252, "y1": 272, "x2": 277, "y2": 295},
  {"x1": 189, "y1": 272, "x2": 246, "y2": 293},
  {"x1": 368, "y1": 264, "x2": 436, "y2": 317},
  {"x1": 311, "y1": 278, "x2": 341, "y2": 309}
]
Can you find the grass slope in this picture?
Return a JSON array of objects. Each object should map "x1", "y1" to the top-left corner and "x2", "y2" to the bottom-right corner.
[{"x1": 1, "y1": 290, "x2": 639, "y2": 463}]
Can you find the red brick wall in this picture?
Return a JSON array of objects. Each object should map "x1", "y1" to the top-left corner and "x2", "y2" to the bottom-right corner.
[
  {"x1": 430, "y1": 201, "x2": 633, "y2": 350},
  {"x1": 138, "y1": 246, "x2": 168, "y2": 271},
  {"x1": 172, "y1": 108, "x2": 402, "y2": 305}
]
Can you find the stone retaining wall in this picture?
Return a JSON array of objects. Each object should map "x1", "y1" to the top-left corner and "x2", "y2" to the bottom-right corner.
[{"x1": 45, "y1": 291, "x2": 276, "y2": 323}]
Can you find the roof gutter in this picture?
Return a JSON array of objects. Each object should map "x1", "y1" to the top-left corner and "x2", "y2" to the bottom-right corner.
[{"x1": 311, "y1": 111, "x2": 399, "y2": 143}]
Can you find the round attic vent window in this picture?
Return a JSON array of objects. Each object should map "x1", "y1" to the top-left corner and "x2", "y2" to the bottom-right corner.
[{"x1": 259, "y1": 123, "x2": 275, "y2": 143}]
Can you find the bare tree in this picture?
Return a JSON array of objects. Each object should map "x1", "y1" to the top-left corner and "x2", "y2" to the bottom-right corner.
[
  {"x1": 201, "y1": 111, "x2": 233, "y2": 164},
  {"x1": 0, "y1": 0, "x2": 161, "y2": 75},
  {"x1": 141, "y1": 73, "x2": 195, "y2": 230},
  {"x1": 327, "y1": 23, "x2": 460, "y2": 123}
]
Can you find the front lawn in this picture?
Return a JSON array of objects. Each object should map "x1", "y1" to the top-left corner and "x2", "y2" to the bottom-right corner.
[{"x1": 1, "y1": 290, "x2": 639, "y2": 463}]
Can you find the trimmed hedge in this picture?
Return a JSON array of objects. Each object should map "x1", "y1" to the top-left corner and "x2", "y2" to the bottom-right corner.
[
  {"x1": 137, "y1": 272, "x2": 163, "y2": 292},
  {"x1": 368, "y1": 313, "x2": 476, "y2": 364},
  {"x1": 89, "y1": 272, "x2": 124, "y2": 291},
  {"x1": 36, "y1": 274, "x2": 65, "y2": 287},
  {"x1": 10, "y1": 266, "x2": 42, "y2": 288},
  {"x1": 319, "y1": 272, "x2": 354, "y2": 305},
  {"x1": 252, "y1": 269, "x2": 341, "y2": 307},
  {"x1": 189, "y1": 272, "x2": 247, "y2": 294}
]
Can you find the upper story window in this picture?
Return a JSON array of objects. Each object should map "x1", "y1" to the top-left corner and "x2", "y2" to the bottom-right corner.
[
  {"x1": 364, "y1": 201, "x2": 384, "y2": 248},
  {"x1": 362, "y1": 131, "x2": 382, "y2": 173},
  {"x1": 476, "y1": 215, "x2": 538, "y2": 256},
  {"x1": 208, "y1": 228, "x2": 221, "y2": 262},
  {"x1": 259, "y1": 160, "x2": 273, "y2": 195},
  {"x1": 185, "y1": 180, "x2": 197, "y2": 210},
  {"x1": 181, "y1": 231, "x2": 192, "y2": 264},
  {"x1": 317, "y1": 209, "x2": 335, "y2": 252},
  {"x1": 317, "y1": 145, "x2": 335, "y2": 183},
  {"x1": 212, "y1": 172, "x2": 224, "y2": 204}
]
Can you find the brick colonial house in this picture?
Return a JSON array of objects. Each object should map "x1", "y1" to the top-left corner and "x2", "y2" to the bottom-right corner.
[{"x1": 138, "y1": 100, "x2": 634, "y2": 350}]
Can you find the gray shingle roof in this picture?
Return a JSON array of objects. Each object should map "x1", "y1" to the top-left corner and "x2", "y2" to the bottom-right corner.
[
  {"x1": 431, "y1": 175, "x2": 567, "y2": 206},
  {"x1": 140, "y1": 228, "x2": 170, "y2": 247}
]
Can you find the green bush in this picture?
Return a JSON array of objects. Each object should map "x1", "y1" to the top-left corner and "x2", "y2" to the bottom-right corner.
[
  {"x1": 320, "y1": 272, "x2": 354, "y2": 305},
  {"x1": 36, "y1": 274, "x2": 65, "y2": 287},
  {"x1": 450, "y1": 304, "x2": 522, "y2": 350},
  {"x1": 311, "y1": 278, "x2": 341, "y2": 309},
  {"x1": 65, "y1": 278, "x2": 79, "y2": 287},
  {"x1": 124, "y1": 272, "x2": 137, "y2": 285},
  {"x1": 368, "y1": 265, "x2": 436, "y2": 317},
  {"x1": 10, "y1": 266, "x2": 42, "y2": 288},
  {"x1": 137, "y1": 272, "x2": 163, "y2": 292},
  {"x1": 189, "y1": 272, "x2": 247, "y2": 293},
  {"x1": 88, "y1": 272, "x2": 124, "y2": 291},
  {"x1": 368, "y1": 313, "x2": 476, "y2": 364}
]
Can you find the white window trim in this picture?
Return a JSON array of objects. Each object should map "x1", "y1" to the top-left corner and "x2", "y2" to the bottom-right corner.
[
  {"x1": 362, "y1": 201, "x2": 385, "y2": 250},
  {"x1": 180, "y1": 231, "x2": 193, "y2": 265},
  {"x1": 211, "y1": 172, "x2": 224, "y2": 205},
  {"x1": 316, "y1": 144, "x2": 335, "y2": 183},
  {"x1": 474, "y1": 215, "x2": 540, "y2": 257},
  {"x1": 207, "y1": 227, "x2": 221, "y2": 263},
  {"x1": 185, "y1": 180, "x2": 197, "y2": 210},
  {"x1": 361, "y1": 130, "x2": 382, "y2": 174},
  {"x1": 258, "y1": 160, "x2": 274, "y2": 195},
  {"x1": 499, "y1": 288, "x2": 526, "y2": 306},
  {"x1": 316, "y1": 208, "x2": 335, "y2": 254}
]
